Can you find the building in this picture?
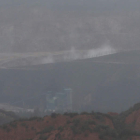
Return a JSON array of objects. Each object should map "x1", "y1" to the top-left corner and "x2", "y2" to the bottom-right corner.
[{"x1": 46, "y1": 88, "x2": 73, "y2": 112}]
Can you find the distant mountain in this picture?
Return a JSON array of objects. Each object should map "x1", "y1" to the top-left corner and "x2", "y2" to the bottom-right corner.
[
  {"x1": 0, "y1": 50, "x2": 140, "y2": 112},
  {"x1": 90, "y1": 50, "x2": 140, "y2": 64}
]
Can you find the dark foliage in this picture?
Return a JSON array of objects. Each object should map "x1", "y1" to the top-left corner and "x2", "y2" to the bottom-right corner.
[
  {"x1": 38, "y1": 126, "x2": 55, "y2": 134},
  {"x1": 63, "y1": 112, "x2": 79, "y2": 118}
]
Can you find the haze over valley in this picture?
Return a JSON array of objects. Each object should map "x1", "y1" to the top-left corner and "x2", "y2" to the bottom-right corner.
[{"x1": 1, "y1": 2, "x2": 140, "y2": 139}]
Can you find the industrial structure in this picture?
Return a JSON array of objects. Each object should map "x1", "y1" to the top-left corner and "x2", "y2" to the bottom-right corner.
[{"x1": 46, "y1": 88, "x2": 73, "y2": 112}]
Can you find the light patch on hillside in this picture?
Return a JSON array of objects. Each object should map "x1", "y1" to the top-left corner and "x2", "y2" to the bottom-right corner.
[
  {"x1": 86, "y1": 45, "x2": 117, "y2": 58},
  {"x1": 40, "y1": 54, "x2": 54, "y2": 64},
  {"x1": 39, "y1": 45, "x2": 117, "y2": 64}
]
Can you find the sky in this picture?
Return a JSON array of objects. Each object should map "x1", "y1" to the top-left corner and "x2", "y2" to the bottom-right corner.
[
  {"x1": 0, "y1": 0, "x2": 140, "y2": 114},
  {"x1": 0, "y1": 0, "x2": 140, "y2": 11}
]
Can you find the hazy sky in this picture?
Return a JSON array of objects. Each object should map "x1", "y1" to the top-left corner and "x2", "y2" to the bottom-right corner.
[
  {"x1": 0, "y1": 0, "x2": 140, "y2": 11},
  {"x1": 0, "y1": 0, "x2": 140, "y2": 53}
]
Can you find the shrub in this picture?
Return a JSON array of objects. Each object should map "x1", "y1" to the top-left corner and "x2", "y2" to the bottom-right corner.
[
  {"x1": 39, "y1": 135, "x2": 48, "y2": 140},
  {"x1": 94, "y1": 124, "x2": 118, "y2": 139},
  {"x1": 21, "y1": 123, "x2": 27, "y2": 127},
  {"x1": 6, "y1": 128, "x2": 11, "y2": 133},
  {"x1": 2, "y1": 125, "x2": 8, "y2": 130},
  {"x1": 39, "y1": 126, "x2": 54, "y2": 134},
  {"x1": 55, "y1": 133, "x2": 61, "y2": 139},
  {"x1": 1, "y1": 125, "x2": 11, "y2": 132},
  {"x1": 18, "y1": 118, "x2": 29, "y2": 122},
  {"x1": 58, "y1": 126, "x2": 64, "y2": 132},
  {"x1": 70, "y1": 125, "x2": 80, "y2": 135},
  {"x1": 63, "y1": 112, "x2": 69, "y2": 116},
  {"x1": 119, "y1": 129, "x2": 140, "y2": 137},
  {"x1": 81, "y1": 123, "x2": 91, "y2": 132},
  {"x1": 91, "y1": 111, "x2": 95, "y2": 115},
  {"x1": 84, "y1": 133, "x2": 88, "y2": 137},
  {"x1": 29, "y1": 117, "x2": 43, "y2": 121},
  {"x1": 94, "y1": 125, "x2": 101, "y2": 132},
  {"x1": 94, "y1": 113, "x2": 105, "y2": 122},
  {"x1": 66, "y1": 120, "x2": 71, "y2": 124},
  {"x1": 64, "y1": 112, "x2": 78, "y2": 118},
  {"x1": 10, "y1": 122, "x2": 17, "y2": 128},
  {"x1": 31, "y1": 126, "x2": 35, "y2": 130},
  {"x1": 73, "y1": 119, "x2": 81, "y2": 127},
  {"x1": 81, "y1": 112, "x2": 89, "y2": 115},
  {"x1": 51, "y1": 113, "x2": 58, "y2": 118},
  {"x1": 94, "y1": 124, "x2": 109, "y2": 132},
  {"x1": 85, "y1": 119, "x2": 96, "y2": 125}
]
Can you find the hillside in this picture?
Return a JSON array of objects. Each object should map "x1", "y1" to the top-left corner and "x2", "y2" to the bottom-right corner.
[
  {"x1": 1, "y1": 103, "x2": 140, "y2": 140},
  {"x1": 0, "y1": 112, "x2": 118, "y2": 140},
  {"x1": 90, "y1": 50, "x2": 140, "y2": 64},
  {"x1": 1, "y1": 50, "x2": 140, "y2": 112},
  {"x1": 0, "y1": 109, "x2": 19, "y2": 125}
]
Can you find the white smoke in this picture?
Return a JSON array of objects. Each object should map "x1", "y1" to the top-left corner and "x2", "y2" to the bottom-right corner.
[
  {"x1": 64, "y1": 47, "x2": 81, "y2": 61},
  {"x1": 63, "y1": 44, "x2": 117, "y2": 61},
  {"x1": 40, "y1": 55, "x2": 54, "y2": 64},
  {"x1": 86, "y1": 45, "x2": 117, "y2": 59},
  {"x1": 37, "y1": 45, "x2": 117, "y2": 64}
]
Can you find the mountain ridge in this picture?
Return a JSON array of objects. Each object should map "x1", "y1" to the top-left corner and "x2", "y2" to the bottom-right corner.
[{"x1": 1, "y1": 102, "x2": 140, "y2": 140}]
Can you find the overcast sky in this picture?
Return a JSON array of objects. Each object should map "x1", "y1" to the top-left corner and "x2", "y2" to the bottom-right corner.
[{"x1": 0, "y1": 0, "x2": 140, "y2": 11}]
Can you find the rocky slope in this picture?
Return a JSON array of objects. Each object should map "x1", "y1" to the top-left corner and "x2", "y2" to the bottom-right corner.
[
  {"x1": 0, "y1": 112, "x2": 115, "y2": 140},
  {"x1": 1, "y1": 103, "x2": 140, "y2": 140}
]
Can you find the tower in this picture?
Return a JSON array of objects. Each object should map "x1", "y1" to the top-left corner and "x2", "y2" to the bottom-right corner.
[{"x1": 64, "y1": 88, "x2": 73, "y2": 111}]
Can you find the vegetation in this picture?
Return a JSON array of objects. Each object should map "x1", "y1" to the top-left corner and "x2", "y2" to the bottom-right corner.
[
  {"x1": 63, "y1": 112, "x2": 79, "y2": 118},
  {"x1": 84, "y1": 119, "x2": 96, "y2": 125},
  {"x1": 1, "y1": 124, "x2": 8, "y2": 130},
  {"x1": 39, "y1": 135, "x2": 49, "y2": 140},
  {"x1": 73, "y1": 119, "x2": 81, "y2": 127},
  {"x1": 51, "y1": 113, "x2": 59, "y2": 118},
  {"x1": 9, "y1": 122, "x2": 17, "y2": 128},
  {"x1": 58, "y1": 126, "x2": 64, "y2": 132},
  {"x1": 80, "y1": 112, "x2": 90, "y2": 115},
  {"x1": 1, "y1": 104, "x2": 140, "y2": 140},
  {"x1": 66, "y1": 120, "x2": 71, "y2": 124},
  {"x1": 18, "y1": 118, "x2": 29, "y2": 122},
  {"x1": 39, "y1": 126, "x2": 55, "y2": 134},
  {"x1": 29, "y1": 117, "x2": 43, "y2": 121},
  {"x1": 94, "y1": 124, "x2": 118, "y2": 139},
  {"x1": 94, "y1": 113, "x2": 105, "y2": 122},
  {"x1": 70, "y1": 118, "x2": 95, "y2": 135},
  {"x1": 55, "y1": 133, "x2": 61, "y2": 139}
]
